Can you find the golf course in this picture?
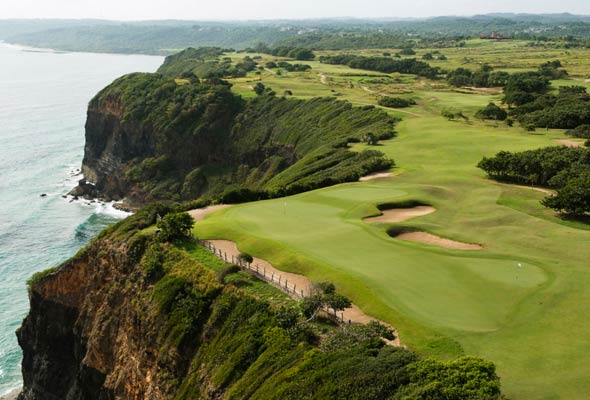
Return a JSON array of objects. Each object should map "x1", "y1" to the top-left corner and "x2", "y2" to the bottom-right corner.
[{"x1": 194, "y1": 41, "x2": 590, "y2": 400}]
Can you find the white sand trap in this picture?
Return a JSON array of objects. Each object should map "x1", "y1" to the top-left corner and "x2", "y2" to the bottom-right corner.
[
  {"x1": 555, "y1": 139, "x2": 584, "y2": 148},
  {"x1": 364, "y1": 206, "x2": 435, "y2": 223},
  {"x1": 359, "y1": 170, "x2": 392, "y2": 181},
  {"x1": 397, "y1": 232, "x2": 482, "y2": 250},
  {"x1": 188, "y1": 205, "x2": 230, "y2": 221}
]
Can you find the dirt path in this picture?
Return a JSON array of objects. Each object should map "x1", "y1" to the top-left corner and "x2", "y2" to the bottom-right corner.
[
  {"x1": 555, "y1": 139, "x2": 584, "y2": 148},
  {"x1": 509, "y1": 184, "x2": 555, "y2": 195},
  {"x1": 359, "y1": 170, "x2": 392, "y2": 181},
  {"x1": 190, "y1": 206, "x2": 401, "y2": 346},
  {"x1": 397, "y1": 232, "x2": 482, "y2": 250},
  {"x1": 363, "y1": 206, "x2": 436, "y2": 223},
  {"x1": 319, "y1": 73, "x2": 328, "y2": 84}
]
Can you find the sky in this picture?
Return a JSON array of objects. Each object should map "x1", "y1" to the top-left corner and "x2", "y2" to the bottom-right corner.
[{"x1": 2, "y1": 0, "x2": 590, "y2": 21}]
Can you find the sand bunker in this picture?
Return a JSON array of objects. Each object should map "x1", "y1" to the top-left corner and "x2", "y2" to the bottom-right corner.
[
  {"x1": 555, "y1": 139, "x2": 584, "y2": 148},
  {"x1": 397, "y1": 232, "x2": 482, "y2": 250},
  {"x1": 188, "y1": 205, "x2": 230, "y2": 221},
  {"x1": 364, "y1": 206, "x2": 436, "y2": 223},
  {"x1": 359, "y1": 170, "x2": 392, "y2": 181}
]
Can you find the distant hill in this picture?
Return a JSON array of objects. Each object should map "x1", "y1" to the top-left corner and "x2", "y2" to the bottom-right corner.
[{"x1": 2, "y1": 14, "x2": 590, "y2": 54}]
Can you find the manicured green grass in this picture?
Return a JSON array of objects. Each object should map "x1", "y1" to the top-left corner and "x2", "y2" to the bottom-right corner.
[{"x1": 196, "y1": 48, "x2": 590, "y2": 399}]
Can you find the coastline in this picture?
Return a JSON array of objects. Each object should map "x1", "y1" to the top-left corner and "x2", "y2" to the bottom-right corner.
[
  {"x1": 0, "y1": 40, "x2": 166, "y2": 58},
  {"x1": 0, "y1": 388, "x2": 21, "y2": 400}
]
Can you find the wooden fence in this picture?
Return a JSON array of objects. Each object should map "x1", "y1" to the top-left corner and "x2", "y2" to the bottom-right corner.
[{"x1": 198, "y1": 239, "x2": 347, "y2": 323}]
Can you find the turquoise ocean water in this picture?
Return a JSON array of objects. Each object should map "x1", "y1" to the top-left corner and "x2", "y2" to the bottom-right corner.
[{"x1": 0, "y1": 42, "x2": 162, "y2": 395}]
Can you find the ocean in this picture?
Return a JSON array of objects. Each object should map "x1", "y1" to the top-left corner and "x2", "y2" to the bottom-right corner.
[{"x1": 0, "y1": 42, "x2": 162, "y2": 396}]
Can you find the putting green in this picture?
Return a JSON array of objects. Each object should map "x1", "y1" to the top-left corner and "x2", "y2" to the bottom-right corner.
[{"x1": 198, "y1": 73, "x2": 590, "y2": 398}]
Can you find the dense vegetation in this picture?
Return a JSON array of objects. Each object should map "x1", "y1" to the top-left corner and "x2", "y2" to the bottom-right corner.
[
  {"x1": 478, "y1": 146, "x2": 590, "y2": 215},
  {"x1": 510, "y1": 85, "x2": 590, "y2": 129},
  {"x1": 319, "y1": 54, "x2": 439, "y2": 79},
  {"x1": 89, "y1": 52, "x2": 397, "y2": 204},
  {"x1": 378, "y1": 96, "x2": 417, "y2": 109}
]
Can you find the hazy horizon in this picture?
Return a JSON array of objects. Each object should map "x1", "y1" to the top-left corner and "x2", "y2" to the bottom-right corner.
[{"x1": 2, "y1": 0, "x2": 590, "y2": 21}]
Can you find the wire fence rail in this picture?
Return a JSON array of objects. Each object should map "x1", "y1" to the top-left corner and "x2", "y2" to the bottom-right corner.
[{"x1": 198, "y1": 239, "x2": 347, "y2": 323}]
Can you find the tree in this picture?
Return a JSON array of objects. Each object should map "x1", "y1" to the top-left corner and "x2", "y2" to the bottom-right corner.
[
  {"x1": 288, "y1": 47, "x2": 315, "y2": 61},
  {"x1": 475, "y1": 102, "x2": 508, "y2": 121},
  {"x1": 254, "y1": 82, "x2": 266, "y2": 96},
  {"x1": 300, "y1": 281, "x2": 352, "y2": 321},
  {"x1": 542, "y1": 172, "x2": 590, "y2": 215},
  {"x1": 157, "y1": 212, "x2": 194, "y2": 242},
  {"x1": 422, "y1": 53, "x2": 434, "y2": 60},
  {"x1": 325, "y1": 293, "x2": 352, "y2": 315}
]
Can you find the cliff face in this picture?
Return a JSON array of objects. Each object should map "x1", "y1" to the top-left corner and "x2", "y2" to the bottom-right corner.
[
  {"x1": 16, "y1": 207, "x2": 503, "y2": 400},
  {"x1": 79, "y1": 97, "x2": 157, "y2": 201},
  {"x1": 71, "y1": 72, "x2": 396, "y2": 206}
]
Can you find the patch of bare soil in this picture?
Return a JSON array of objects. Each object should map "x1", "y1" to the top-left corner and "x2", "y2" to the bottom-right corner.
[
  {"x1": 363, "y1": 206, "x2": 436, "y2": 223},
  {"x1": 397, "y1": 232, "x2": 482, "y2": 250},
  {"x1": 555, "y1": 139, "x2": 584, "y2": 148}
]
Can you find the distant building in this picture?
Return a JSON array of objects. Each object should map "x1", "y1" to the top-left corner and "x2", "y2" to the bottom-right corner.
[{"x1": 480, "y1": 31, "x2": 512, "y2": 40}]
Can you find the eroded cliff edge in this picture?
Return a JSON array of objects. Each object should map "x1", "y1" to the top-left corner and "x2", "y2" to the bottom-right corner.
[
  {"x1": 17, "y1": 206, "x2": 504, "y2": 400},
  {"x1": 71, "y1": 50, "x2": 397, "y2": 207}
]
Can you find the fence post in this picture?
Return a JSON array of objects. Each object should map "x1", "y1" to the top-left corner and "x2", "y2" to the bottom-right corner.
[
  {"x1": 301, "y1": 289, "x2": 304, "y2": 297},
  {"x1": 263, "y1": 266, "x2": 266, "y2": 277},
  {"x1": 285, "y1": 279, "x2": 288, "y2": 289},
  {"x1": 278, "y1": 276, "x2": 281, "y2": 285},
  {"x1": 224, "y1": 252, "x2": 227, "y2": 262}
]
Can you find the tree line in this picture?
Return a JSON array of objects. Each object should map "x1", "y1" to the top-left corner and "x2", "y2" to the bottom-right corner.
[{"x1": 478, "y1": 146, "x2": 590, "y2": 215}]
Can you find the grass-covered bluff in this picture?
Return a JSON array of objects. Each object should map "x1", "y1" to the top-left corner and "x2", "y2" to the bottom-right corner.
[
  {"x1": 77, "y1": 48, "x2": 396, "y2": 206},
  {"x1": 19, "y1": 205, "x2": 504, "y2": 399}
]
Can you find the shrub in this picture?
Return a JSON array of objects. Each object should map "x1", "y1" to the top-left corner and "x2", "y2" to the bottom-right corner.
[
  {"x1": 399, "y1": 47, "x2": 416, "y2": 55},
  {"x1": 217, "y1": 264, "x2": 241, "y2": 282},
  {"x1": 238, "y1": 252, "x2": 253, "y2": 264},
  {"x1": 475, "y1": 102, "x2": 508, "y2": 121},
  {"x1": 157, "y1": 212, "x2": 194, "y2": 242},
  {"x1": 566, "y1": 124, "x2": 590, "y2": 138},
  {"x1": 378, "y1": 96, "x2": 416, "y2": 108}
]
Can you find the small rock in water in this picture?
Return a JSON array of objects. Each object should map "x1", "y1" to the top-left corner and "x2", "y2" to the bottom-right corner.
[{"x1": 40, "y1": 193, "x2": 47, "y2": 197}]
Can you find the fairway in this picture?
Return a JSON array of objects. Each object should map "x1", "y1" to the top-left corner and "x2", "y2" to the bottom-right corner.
[{"x1": 197, "y1": 44, "x2": 590, "y2": 400}]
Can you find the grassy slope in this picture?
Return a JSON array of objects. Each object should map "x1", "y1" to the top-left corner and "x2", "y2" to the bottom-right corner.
[{"x1": 197, "y1": 42, "x2": 590, "y2": 400}]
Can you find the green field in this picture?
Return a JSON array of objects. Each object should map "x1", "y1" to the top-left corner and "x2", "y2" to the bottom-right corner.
[{"x1": 198, "y1": 43, "x2": 590, "y2": 399}]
